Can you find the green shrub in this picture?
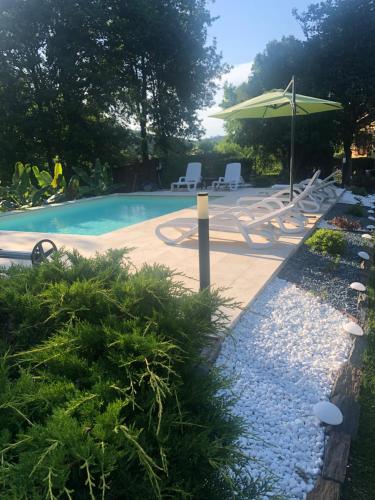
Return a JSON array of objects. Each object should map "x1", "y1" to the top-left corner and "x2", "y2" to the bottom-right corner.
[
  {"x1": 250, "y1": 174, "x2": 281, "y2": 187},
  {"x1": 0, "y1": 159, "x2": 67, "y2": 209},
  {"x1": 0, "y1": 158, "x2": 118, "y2": 211},
  {"x1": 350, "y1": 185, "x2": 368, "y2": 197},
  {"x1": 346, "y1": 203, "x2": 366, "y2": 217},
  {"x1": 0, "y1": 250, "x2": 264, "y2": 499},
  {"x1": 306, "y1": 229, "x2": 346, "y2": 256}
]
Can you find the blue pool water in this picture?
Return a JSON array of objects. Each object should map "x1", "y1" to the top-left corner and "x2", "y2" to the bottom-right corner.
[{"x1": 0, "y1": 195, "x2": 196, "y2": 236}]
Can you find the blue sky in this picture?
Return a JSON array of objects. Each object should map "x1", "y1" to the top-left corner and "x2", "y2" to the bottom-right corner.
[{"x1": 202, "y1": 0, "x2": 313, "y2": 136}]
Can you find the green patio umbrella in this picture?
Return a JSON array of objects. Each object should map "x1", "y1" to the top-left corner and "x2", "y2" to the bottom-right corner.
[{"x1": 211, "y1": 77, "x2": 343, "y2": 200}]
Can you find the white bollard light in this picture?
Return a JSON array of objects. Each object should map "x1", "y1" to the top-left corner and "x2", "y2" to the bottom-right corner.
[{"x1": 197, "y1": 192, "x2": 210, "y2": 291}]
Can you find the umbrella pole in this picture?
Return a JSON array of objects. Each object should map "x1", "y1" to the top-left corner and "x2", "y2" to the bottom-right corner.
[{"x1": 289, "y1": 76, "x2": 296, "y2": 202}]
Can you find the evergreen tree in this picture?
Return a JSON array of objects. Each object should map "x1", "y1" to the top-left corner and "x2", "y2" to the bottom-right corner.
[{"x1": 0, "y1": 0, "x2": 224, "y2": 175}]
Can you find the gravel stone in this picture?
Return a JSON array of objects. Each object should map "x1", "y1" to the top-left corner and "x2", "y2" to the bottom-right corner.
[
  {"x1": 279, "y1": 204, "x2": 370, "y2": 319},
  {"x1": 216, "y1": 279, "x2": 351, "y2": 499},
  {"x1": 214, "y1": 196, "x2": 372, "y2": 499}
]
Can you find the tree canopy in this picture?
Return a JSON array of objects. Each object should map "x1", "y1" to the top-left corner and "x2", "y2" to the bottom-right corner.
[
  {"x1": 221, "y1": 36, "x2": 342, "y2": 178},
  {"x1": 221, "y1": 0, "x2": 375, "y2": 182},
  {"x1": 0, "y1": 0, "x2": 225, "y2": 178},
  {"x1": 295, "y1": 0, "x2": 375, "y2": 180}
]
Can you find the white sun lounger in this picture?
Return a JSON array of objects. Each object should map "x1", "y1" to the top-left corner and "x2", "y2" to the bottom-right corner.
[
  {"x1": 299, "y1": 170, "x2": 341, "y2": 202},
  {"x1": 289, "y1": 172, "x2": 340, "y2": 210},
  {"x1": 238, "y1": 170, "x2": 323, "y2": 213},
  {"x1": 155, "y1": 203, "x2": 296, "y2": 249},
  {"x1": 267, "y1": 170, "x2": 340, "y2": 207},
  {"x1": 171, "y1": 162, "x2": 202, "y2": 191},
  {"x1": 230, "y1": 198, "x2": 307, "y2": 234}
]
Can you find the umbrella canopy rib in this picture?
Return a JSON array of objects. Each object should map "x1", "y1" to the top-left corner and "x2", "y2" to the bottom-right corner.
[{"x1": 296, "y1": 104, "x2": 310, "y2": 115}]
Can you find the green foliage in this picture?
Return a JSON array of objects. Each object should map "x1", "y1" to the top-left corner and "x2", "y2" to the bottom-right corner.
[
  {"x1": 160, "y1": 136, "x2": 282, "y2": 187},
  {"x1": 0, "y1": 158, "x2": 122, "y2": 209},
  {"x1": 250, "y1": 174, "x2": 282, "y2": 188},
  {"x1": 213, "y1": 139, "x2": 253, "y2": 159},
  {"x1": 346, "y1": 203, "x2": 366, "y2": 218},
  {"x1": 350, "y1": 186, "x2": 368, "y2": 197},
  {"x1": 221, "y1": 36, "x2": 341, "y2": 178},
  {"x1": 6, "y1": 162, "x2": 34, "y2": 206},
  {"x1": 0, "y1": 161, "x2": 66, "y2": 209},
  {"x1": 0, "y1": 0, "x2": 225, "y2": 174},
  {"x1": 305, "y1": 229, "x2": 346, "y2": 256},
  {"x1": 220, "y1": 0, "x2": 375, "y2": 181},
  {"x1": 71, "y1": 159, "x2": 114, "y2": 197},
  {"x1": 343, "y1": 259, "x2": 375, "y2": 498},
  {"x1": 0, "y1": 250, "x2": 264, "y2": 499},
  {"x1": 295, "y1": 0, "x2": 375, "y2": 182}
]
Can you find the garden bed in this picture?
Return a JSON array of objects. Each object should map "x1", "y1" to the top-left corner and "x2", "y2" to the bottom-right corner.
[
  {"x1": 215, "y1": 199, "x2": 374, "y2": 499},
  {"x1": 279, "y1": 203, "x2": 370, "y2": 320}
]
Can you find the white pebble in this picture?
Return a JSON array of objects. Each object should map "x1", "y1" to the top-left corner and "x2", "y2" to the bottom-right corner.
[{"x1": 216, "y1": 278, "x2": 351, "y2": 498}]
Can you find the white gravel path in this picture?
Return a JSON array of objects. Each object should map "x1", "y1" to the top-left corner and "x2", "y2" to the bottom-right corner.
[
  {"x1": 216, "y1": 278, "x2": 352, "y2": 499},
  {"x1": 340, "y1": 190, "x2": 375, "y2": 207}
]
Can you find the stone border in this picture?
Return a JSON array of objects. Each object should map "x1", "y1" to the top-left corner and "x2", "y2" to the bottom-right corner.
[{"x1": 307, "y1": 264, "x2": 370, "y2": 499}]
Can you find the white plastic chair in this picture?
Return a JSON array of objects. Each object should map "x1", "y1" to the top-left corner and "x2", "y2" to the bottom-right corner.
[
  {"x1": 211, "y1": 163, "x2": 242, "y2": 191},
  {"x1": 171, "y1": 163, "x2": 202, "y2": 191}
]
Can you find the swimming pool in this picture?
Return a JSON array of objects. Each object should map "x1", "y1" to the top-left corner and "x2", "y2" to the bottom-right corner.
[{"x1": 0, "y1": 195, "x2": 196, "y2": 236}]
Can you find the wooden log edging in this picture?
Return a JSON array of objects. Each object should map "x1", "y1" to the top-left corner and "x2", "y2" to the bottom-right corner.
[{"x1": 307, "y1": 317, "x2": 369, "y2": 499}]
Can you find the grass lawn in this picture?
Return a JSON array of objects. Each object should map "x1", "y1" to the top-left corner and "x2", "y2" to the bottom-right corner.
[{"x1": 343, "y1": 263, "x2": 375, "y2": 498}]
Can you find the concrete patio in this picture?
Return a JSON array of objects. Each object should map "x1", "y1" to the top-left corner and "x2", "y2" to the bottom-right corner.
[{"x1": 0, "y1": 188, "x2": 333, "y2": 324}]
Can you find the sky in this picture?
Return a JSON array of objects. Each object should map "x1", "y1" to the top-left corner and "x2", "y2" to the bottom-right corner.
[{"x1": 201, "y1": 0, "x2": 313, "y2": 137}]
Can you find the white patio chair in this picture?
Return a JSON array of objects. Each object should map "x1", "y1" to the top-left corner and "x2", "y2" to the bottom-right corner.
[
  {"x1": 211, "y1": 163, "x2": 242, "y2": 191},
  {"x1": 155, "y1": 203, "x2": 296, "y2": 249},
  {"x1": 171, "y1": 162, "x2": 202, "y2": 191}
]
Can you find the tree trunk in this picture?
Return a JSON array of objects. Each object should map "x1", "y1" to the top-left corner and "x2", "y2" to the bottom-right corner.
[
  {"x1": 343, "y1": 136, "x2": 353, "y2": 186},
  {"x1": 139, "y1": 58, "x2": 148, "y2": 162},
  {"x1": 140, "y1": 112, "x2": 148, "y2": 162}
]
